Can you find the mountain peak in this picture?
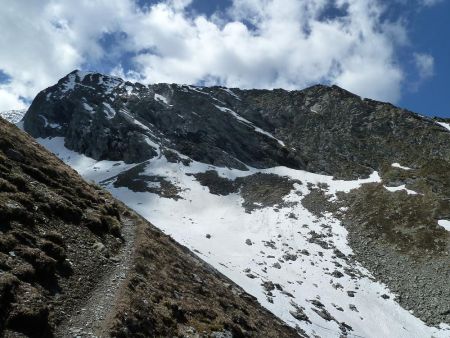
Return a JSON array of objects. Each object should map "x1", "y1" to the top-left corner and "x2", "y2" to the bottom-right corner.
[{"x1": 24, "y1": 71, "x2": 450, "y2": 178}]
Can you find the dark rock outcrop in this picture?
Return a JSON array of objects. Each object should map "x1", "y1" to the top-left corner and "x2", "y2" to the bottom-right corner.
[{"x1": 24, "y1": 70, "x2": 450, "y2": 178}]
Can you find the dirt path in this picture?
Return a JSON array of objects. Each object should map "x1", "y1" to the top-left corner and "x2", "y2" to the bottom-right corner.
[{"x1": 56, "y1": 218, "x2": 136, "y2": 338}]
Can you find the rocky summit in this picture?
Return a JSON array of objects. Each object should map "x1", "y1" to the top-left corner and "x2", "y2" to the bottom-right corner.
[
  {"x1": 4, "y1": 69, "x2": 450, "y2": 337},
  {"x1": 24, "y1": 70, "x2": 450, "y2": 179}
]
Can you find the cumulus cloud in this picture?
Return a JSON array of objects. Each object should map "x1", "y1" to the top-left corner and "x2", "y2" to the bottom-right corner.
[
  {"x1": 119, "y1": 0, "x2": 406, "y2": 102},
  {"x1": 0, "y1": 87, "x2": 27, "y2": 112},
  {"x1": 0, "y1": 0, "x2": 435, "y2": 110}
]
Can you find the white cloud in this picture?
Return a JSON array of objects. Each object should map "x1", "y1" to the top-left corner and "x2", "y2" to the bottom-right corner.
[
  {"x1": 119, "y1": 0, "x2": 406, "y2": 102},
  {"x1": 0, "y1": 0, "x2": 134, "y2": 109},
  {"x1": 0, "y1": 87, "x2": 27, "y2": 111},
  {"x1": 414, "y1": 52, "x2": 434, "y2": 80},
  {"x1": 0, "y1": 0, "x2": 434, "y2": 110}
]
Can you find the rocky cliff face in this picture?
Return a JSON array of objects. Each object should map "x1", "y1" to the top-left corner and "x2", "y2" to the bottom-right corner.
[
  {"x1": 20, "y1": 70, "x2": 450, "y2": 337},
  {"x1": 24, "y1": 70, "x2": 450, "y2": 179}
]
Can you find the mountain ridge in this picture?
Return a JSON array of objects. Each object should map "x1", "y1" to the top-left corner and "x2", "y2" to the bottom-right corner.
[{"x1": 23, "y1": 70, "x2": 450, "y2": 180}]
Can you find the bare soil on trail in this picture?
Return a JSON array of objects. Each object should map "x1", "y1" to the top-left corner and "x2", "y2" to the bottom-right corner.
[{"x1": 55, "y1": 218, "x2": 136, "y2": 338}]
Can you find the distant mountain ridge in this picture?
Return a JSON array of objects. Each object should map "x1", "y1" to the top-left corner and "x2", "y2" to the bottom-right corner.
[{"x1": 0, "y1": 109, "x2": 26, "y2": 124}]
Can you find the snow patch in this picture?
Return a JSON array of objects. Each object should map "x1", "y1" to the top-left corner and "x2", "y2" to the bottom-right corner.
[
  {"x1": 384, "y1": 185, "x2": 418, "y2": 195},
  {"x1": 436, "y1": 122, "x2": 450, "y2": 131},
  {"x1": 438, "y1": 220, "x2": 450, "y2": 232},
  {"x1": 82, "y1": 102, "x2": 94, "y2": 113},
  {"x1": 220, "y1": 88, "x2": 241, "y2": 100},
  {"x1": 39, "y1": 115, "x2": 61, "y2": 129},
  {"x1": 101, "y1": 75, "x2": 123, "y2": 94},
  {"x1": 61, "y1": 73, "x2": 76, "y2": 93},
  {"x1": 119, "y1": 109, "x2": 150, "y2": 131},
  {"x1": 154, "y1": 93, "x2": 171, "y2": 106},
  {"x1": 125, "y1": 85, "x2": 134, "y2": 95},
  {"x1": 391, "y1": 163, "x2": 412, "y2": 170},
  {"x1": 215, "y1": 105, "x2": 286, "y2": 147},
  {"x1": 103, "y1": 103, "x2": 116, "y2": 119}
]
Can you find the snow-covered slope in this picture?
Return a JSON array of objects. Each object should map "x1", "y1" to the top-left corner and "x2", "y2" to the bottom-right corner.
[
  {"x1": 0, "y1": 109, "x2": 26, "y2": 124},
  {"x1": 34, "y1": 136, "x2": 450, "y2": 338}
]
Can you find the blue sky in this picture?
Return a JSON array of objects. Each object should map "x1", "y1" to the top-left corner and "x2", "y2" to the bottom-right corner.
[
  {"x1": 0, "y1": 0, "x2": 448, "y2": 117},
  {"x1": 394, "y1": 2, "x2": 450, "y2": 117}
]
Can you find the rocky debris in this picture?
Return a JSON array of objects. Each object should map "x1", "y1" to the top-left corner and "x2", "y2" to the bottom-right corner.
[
  {"x1": 347, "y1": 291, "x2": 356, "y2": 298},
  {"x1": 309, "y1": 299, "x2": 324, "y2": 308},
  {"x1": 349, "y1": 304, "x2": 358, "y2": 312},
  {"x1": 191, "y1": 170, "x2": 237, "y2": 195},
  {"x1": 332, "y1": 303, "x2": 344, "y2": 312},
  {"x1": 283, "y1": 253, "x2": 298, "y2": 261},
  {"x1": 299, "y1": 249, "x2": 310, "y2": 256},
  {"x1": 110, "y1": 162, "x2": 182, "y2": 200},
  {"x1": 339, "y1": 322, "x2": 353, "y2": 335},
  {"x1": 263, "y1": 240, "x2": 277, "y2": 250},
  {"x1": 340, "y1": 183, "x2": 450, "y2": 325},
  {"x1": 301, "y1": 188, "x2": 337, "y2": 217},
  {"x1": 311, "y1": 307, "x2": 334, "y2": 321},
  {"x1": 262, "y1": 281, "x2": 275, "y2": 292},
  {"x1": 308, "y1": 231, "x2": 331, "y2": 249},
  {"x1": 289, "y1": 302, "x2": 311, "y2": 323},
  {"x1": 297, "y1": 159, "x2": 450, "y2": 327},
  {"x1": 193, "y1": 170, "x2": 301, "y2": 212},
  {"x1": 308, "y1": 299, "x2": 353, "y2": 335},
  {"x1": 333, "y1": 249, "x2": 347, "y2": 260},
  {"x1": 272, "y1": 262, "x2": 282, "y2": 269}
]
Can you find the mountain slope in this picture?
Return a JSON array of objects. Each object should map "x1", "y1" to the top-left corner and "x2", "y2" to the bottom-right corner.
[
  {"x1": 0, "y1": 117, "x2": 299, "y2": 337},
  {"x1": 20, "y1": 70, "x2": 450, "y2": 337}
]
